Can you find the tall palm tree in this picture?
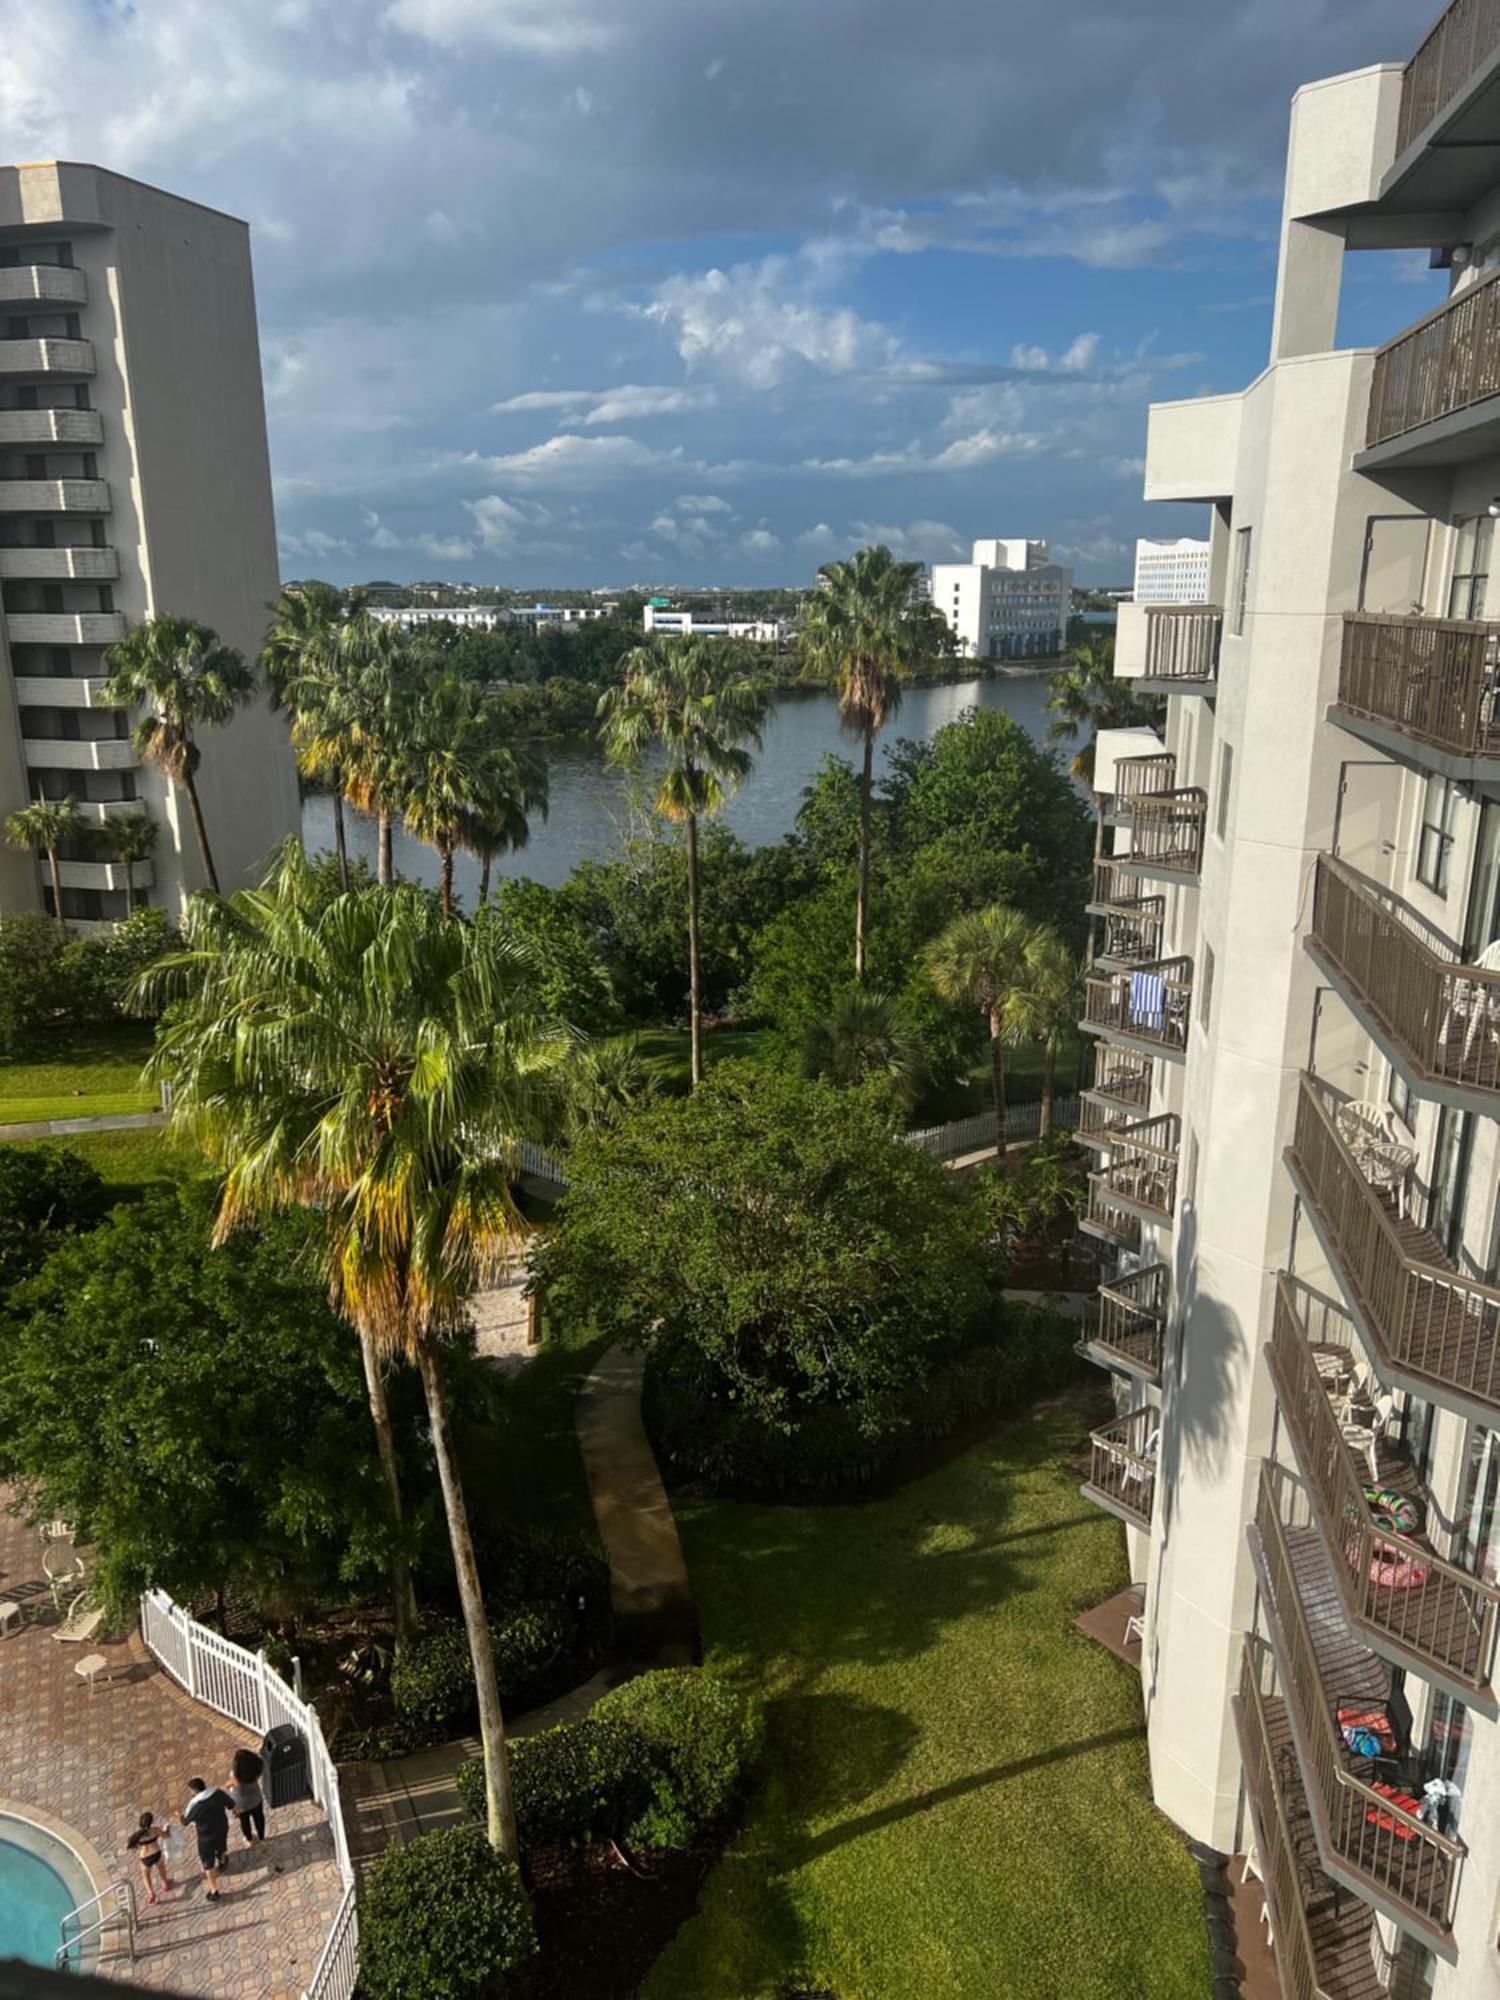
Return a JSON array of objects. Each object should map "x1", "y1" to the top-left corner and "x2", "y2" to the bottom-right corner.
[
  {"x1": 801, "y1": 987, "x2": 922, "y2": 1111},
  {"x1": 598, "y1": 638, "x2": 769, "y2": 1087},
  {"x1": 924, "y1": 903, "x2": 1048, "y2": 1158},
  {"x1": 4, "y1": 794, "x2": 80, "y2": 926},
  {"x1": 101, "y1": 615, "x2": 256, "y2": 894},
  {"x1": 297, "y1": 619, "x2": 418, "y2": 888},
  {"x1": 136, "y1": 848, "x2": 573, "y2": 1856},
  {"x1": 262, "y1": 582, "x2": 362, "y2": 892},
  {"x1": 463, "y1": 711, "x2": 549, "y2": 908},
  {"x1": 1046, "y1": 631, "x2": 1164, "y2": 784},
  {"x1": 799, "y1": 545, "x2": 950, "y2": 980},
  {"x1": 998, "y1": 925, "x2": 1080, "y2": 1138},
  {"x1": 108, "y1": 809, "x2": 159, "y2": 917},
  {"x1": 395, "y1": 675, "x2": 489, "y2": 919}
]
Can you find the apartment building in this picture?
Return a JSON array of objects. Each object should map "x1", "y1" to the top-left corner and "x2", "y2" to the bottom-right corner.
[
  {"x1": 929, "y1": 537, "x2": 1072, "y2": 659},
  {"x1": 1133, "y1": 536, "x2": 1213, "y2": 606},
  {"x1": 641, "y1": 604, "x2": 785, "y2": 642},
  {"x1": 1076, "y1": 21, "x2": 1500, "y2": 1997},
  {"x1": 0, "y1": 161, "x2": 297, "y2": 924}
]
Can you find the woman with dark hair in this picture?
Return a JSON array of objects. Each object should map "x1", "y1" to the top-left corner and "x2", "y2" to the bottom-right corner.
[
  {"x1": 229, "y1": 1746, "x2": 267, "y2": 1846},
  {"x1": 125, "y1": 1809, "x2": 172, "y2": 1903}
]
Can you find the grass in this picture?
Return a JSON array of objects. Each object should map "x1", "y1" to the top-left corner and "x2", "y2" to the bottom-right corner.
[
  {"x1": 461, "y1": 1313, "x2": 612, "y2": 1546},
  {"x1": 0, "y1": 1023, "x2": 158, "y2": 1125},
  {"x1": 3, "y1": 1124, "x2": 192, "y2": 1193},
  {"x1": 643, "y1": 1395, "x2": 1211, "y2": 2000},
  {"x1": 626, "y1": 1025, "x2": 776, "y2": 1093}
]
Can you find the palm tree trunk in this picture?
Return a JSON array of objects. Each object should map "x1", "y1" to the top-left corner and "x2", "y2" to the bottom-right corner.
[
  {"x1": 686, "y1": 809, "x2": 703, "y2": 1089},
  {"x1": 332, "y1": 780, "x2": 350, "y2": 893},
  {"x1": 988, "y1": 1005, "x2": 1007, "y2": 1160},
  {"x1": 358, "y1": 1330, "x2": 417, "y2": 1650},
  {"x1": 415, "y1": 1340, "x2": 517, "y2": 1859},
  {"x1": 855, "y1": 729, "x2": 874, "y2": 982},
  {"x1": 479, "y1": 853, "x2": 492, "y2": 906},
  {"x1": 440, "y1": 843, "x2": 454, "y2": 920},
  {"x1": 46, "y1": 844, "x2": 64, "y2": 928},
  {"x1": 124, "y1": 862, "x2": 136, "y2": 918},
  {"x1": 378, "y1": 811, "x2": 393, "y2": 888},
  {"x1": 1040, "y1": 1037, "x2": 1056, "y2": 1140},
  {"x1": 182, "y1": 768, "x2": 220, "y2": 894}
]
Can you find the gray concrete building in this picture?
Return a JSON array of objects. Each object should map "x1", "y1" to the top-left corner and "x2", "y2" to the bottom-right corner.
[
  {"x1": 0, "y1": 162, "x2": 298, "y2": 924},
  {"x1": 1080, "y1": 18, "x2": 1500, "y2": 1995}
]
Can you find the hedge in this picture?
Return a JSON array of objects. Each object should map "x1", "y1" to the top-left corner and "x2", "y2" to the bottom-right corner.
[{"x1": 359, "y1": 1827, "x2": 535, "y2": 1999}]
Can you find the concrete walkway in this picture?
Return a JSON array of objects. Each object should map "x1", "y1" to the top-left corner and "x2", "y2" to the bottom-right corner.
[{"x1": 0, "y1": 1109, "x2": 166, "y2": 1142}]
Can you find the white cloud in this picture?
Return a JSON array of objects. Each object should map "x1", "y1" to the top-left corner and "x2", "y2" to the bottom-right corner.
[
  {"x1": 278, "y1": 526, "x2": 354, "y2": 559},
  {"x1": 385, "y1": 0, "x2": 616, "y2": 56},
  {"x1": 451, "y1": 433, "x2": 689, "y2": 485},
  {"x1": 795, "y1": 523, "x2": 841, "y2": 556},
  {"x1": 1010, "y1": 332, "x2": 1101, "y2": 374},
  {"x1": 740, "y1": 527, "x2": 781, "y2": 554},
  {"x1": 640, "y1": 250, "x2": 899, "y2": 390},
  {"x1": 464, "y1": 495, "x2": 530, "y2": 552},
  {"x1": 804, "y1": 429, "x2": 1039, "y2": 477},
  {"x1": 490, "y1": 382, "x2": 715, "y2": 424},
  {"x1": 674, "y1": 493, "x2": 732, "y2": 514},
  {"x1": 849, "y1": 518, "x2": 966, "y2": 561},
  {"x1": 490, "y1": 389, "x2": 588, "y2": 414}
]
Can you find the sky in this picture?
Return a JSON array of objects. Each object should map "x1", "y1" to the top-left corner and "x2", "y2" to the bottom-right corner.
[{"x1": 0, "y1": 0, "x2": 1451, "y2": 587}]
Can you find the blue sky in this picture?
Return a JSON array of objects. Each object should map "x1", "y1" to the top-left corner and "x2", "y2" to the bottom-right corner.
[{"x1": 1, "y1": 0, "x2": 1448, "y2": 584}]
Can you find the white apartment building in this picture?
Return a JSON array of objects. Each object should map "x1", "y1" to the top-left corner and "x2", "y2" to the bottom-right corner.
[
  {"x1": 0, "y1": 162, "x2": 298, "y2": 925},
  {"x1": 1079, "y1": 23, "x2": 1500, "y2": 1997},
  {"x1": 509, "y1": 603, "x2": 615, "y2": 629},
  {"x1": 642, "y1": 604, "x2": 785, "y2": 642},
  {"x1": 930, "y1": 538, "x2": 1072, "y2": 660},
  {"x1": 1133, "y1": 536, "x2": 1212, "y2": 605},
  {"x1": 368, "y1": 604, "x2": 508, "y2": 632}
]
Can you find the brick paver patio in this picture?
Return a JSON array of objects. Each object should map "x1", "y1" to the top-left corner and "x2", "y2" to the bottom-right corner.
[{"x1": 0, "y1": 1490, "x2": 343, "y2": 1998}]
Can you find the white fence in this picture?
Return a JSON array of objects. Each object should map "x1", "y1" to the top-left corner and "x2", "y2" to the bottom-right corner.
[
  {"x1": 905, "y1": 1094, "x2": 1079, "y2": 1161},
  {"x1": 138, "y1": 1590, "x2": 357, "y2": 2000}
]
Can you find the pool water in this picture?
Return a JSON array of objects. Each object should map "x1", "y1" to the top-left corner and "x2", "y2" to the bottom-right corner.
[{"x1": 0, "y1": 1820, "x2": 80, "y2": 1969}]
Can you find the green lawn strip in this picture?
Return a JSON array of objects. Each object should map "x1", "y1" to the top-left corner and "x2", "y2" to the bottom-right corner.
[
  {"x1": 646, "y1": 1400, "x2": 1210, "y2": 2000},
  {"x1": 4, "y1": 1125, "x2": 194, "y2": 1195},
  {"x1": 0, "y1": 1025, "x2": 158, "y2": 1124},
  {"x1": 625, "y1": 1025, "x2": 777, "y2": 1093}
]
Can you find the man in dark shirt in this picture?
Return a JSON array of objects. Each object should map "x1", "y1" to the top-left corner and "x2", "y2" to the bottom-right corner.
[{"x1": 182, "y1": 1776, "x2": 233, "y2": 1900}]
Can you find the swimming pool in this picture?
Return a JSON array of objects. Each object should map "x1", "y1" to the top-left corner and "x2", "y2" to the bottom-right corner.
[{"x1": 0, "y1": 1813, "x2": 93, "y2": 1971}]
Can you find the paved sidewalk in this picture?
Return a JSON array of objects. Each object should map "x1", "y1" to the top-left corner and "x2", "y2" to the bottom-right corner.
[{"x1": 0, "y1": 1111, "x2": 166, "y2": 1142}]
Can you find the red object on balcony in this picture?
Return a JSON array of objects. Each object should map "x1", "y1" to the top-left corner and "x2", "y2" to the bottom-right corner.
[{"x1": 1366, "y1": 1782, "x2": 1423, "y2": 1839}]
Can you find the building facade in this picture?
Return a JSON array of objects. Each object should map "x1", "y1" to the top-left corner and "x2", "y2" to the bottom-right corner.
[
  {"x1": 0, "y1": 161, "x2": 298, "y2": 924},
  {"x1": 641, "y1": 604, "x2": 785, "y2": 642},
  {"x1": 1133, "y1": 536, "x2": 1213, "y2": 605},
  {"x1": 930, "y1": 538, "x2": 1072, "y2": 659},
  {"x1": 1080, "y1": 25, "x2": 1500, "y2": 1997}
]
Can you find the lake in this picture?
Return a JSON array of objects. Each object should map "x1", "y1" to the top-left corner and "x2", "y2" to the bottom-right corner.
[{"x1": 301, "y1": 668, "x2": 1065, "y2": 895}]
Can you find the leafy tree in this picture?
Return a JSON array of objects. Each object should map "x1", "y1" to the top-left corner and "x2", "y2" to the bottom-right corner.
[
  {"x1": 997, "y1": 926, "x2": 1080, "y2": 1137},
  {"x1": 598, "y1": 639, "x2": 770, "y2": 1085},
  {"x1": 798, "y1": 545, "x2": 952, "y2": 979},
  {"x1": 924, "y1": 904, "x2": 1054, "y2": 1157},
  {"x1": 101, "y1": 615, "x2": 257, "y2": 894},
  {"x1": 138, "y1": 848, "x2": 574, "y2": 1858},
  {"x1": 978, "y1": 1132, "x2": 1087, "y2": 1267},
  {"x1": 4, "y1": 795, "x2": 80, "y2": 926},
  {"x1": 745, "y1": 871, "x2": 861, "y2": 1042},
  {"x1": 791, "y1": 754, "x2": 866, "y2": 872},
  {"x1": 262, "y1": 579, "x2": 365, "y2": 890},
  {"x1": 801, "y1": 988, "x2": 922, "y2": 1111},
  {"x1": 107, "y1": 810, "x2": 159, "y2": 917},
  {"x1": 0, "y1": 1143, "x2": 107, "y2": 1293},
  {"x1": 480, "y1": 879, "x2": 617, "y2": 1030},
  {"x1": 1046, "y1": 630, "x2": 1165, "y2": 784}
]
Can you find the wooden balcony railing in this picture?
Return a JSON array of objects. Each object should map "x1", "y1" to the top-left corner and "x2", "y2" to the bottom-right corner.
[
  {"x1": 1094, "y1": 1264, "x2": 1170, "y2": 1378},
  {"x1": 1141, "y1": 604, "x2": 1222, "y2": 683},
  {"x1": 1091, "y1": 1115, "x2": 1179, "y2": 1222},
  {"x1": 1310, "y1": 853, "x2": 1500, "y2": 1101},
  {"x1": 1090, "y1": 858, "x2": 1152, "y2": 911},
  {"x1": 1398, "y1": 0, "x2": 1500, "y2": 153},
  {"x1": 1083, "y1": 1406, "x2": 1158, "y2": 1528},
  {"x1": 1078, "y1": 1094, "x2": 1136, "y2": 1147},
  {"x1": 1288, "y1": 1074, "x2": 1500, "y2": 1416},
  {"x1": 1118, "y1": 791, "x2": 1207, "y2": 877},
  {"x1": 1083, "y1": 957, "x2": 1192, "y2": 1053},
  {"x1": 1253, "y1": 1467, "x2": 1463, "y2": 1935},
  {"x1": 1111, "y1": 752, "x2": 1178, "y2": 809},
  {"x1": 1268, "y1": 1274, "x2": 1500, "y2": 1696},
  {"x1": 1367, "y1": 267, "x2": 1500, "y2": 449},
  {"x1": 1087, "y1": 1047, "x2": 1154, "y2": 1110},
  {"x1": 1083, "y1": 1177, "x2": 1143, "y2": 1250},
  {"x1": 1336, "y1": 613, "x2": 1500, "y2": 761}
]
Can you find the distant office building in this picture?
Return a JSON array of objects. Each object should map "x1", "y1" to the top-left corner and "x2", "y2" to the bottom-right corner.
[
  {"x1": 0, "y1": 160, "x2": 299, "y2": 925},
  {"x1": 929, "y1": 539, "x2": 1072, "y2": 659},
  {"x1": 642, "y1": 604, "x2": 785, "y2": 642},
  {"x1": 368, "y1": 604, "x2": 508, "y2": 632},
  {"x1": 1132, "y1": 537, "x2": 1212, "y2": 604},
  {"x1": 508, "y1": 603, "x2": 615, "y2": 629}
]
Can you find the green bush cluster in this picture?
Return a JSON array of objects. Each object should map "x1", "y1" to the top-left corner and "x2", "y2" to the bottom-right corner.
[
  {"x1": 0, "y1": 908, "x2": 178, "y2": 1057},
  {"x1": 359, "y1": 1826, "x2": 535, "y2": 2000},
  {"x1": 457, "y1": 1716, "x2": 654, "y2": 1847}
]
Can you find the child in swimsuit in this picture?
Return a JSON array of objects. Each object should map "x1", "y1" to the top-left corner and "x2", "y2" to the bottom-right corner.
[{"x1": 126, "y1": 1810, "x2": 172, "y2": 1903}]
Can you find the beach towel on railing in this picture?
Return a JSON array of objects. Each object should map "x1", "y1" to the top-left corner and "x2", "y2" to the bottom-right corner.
[{"x1": 1129, "y1": 970, "x2": 1167, "y2": 1033}]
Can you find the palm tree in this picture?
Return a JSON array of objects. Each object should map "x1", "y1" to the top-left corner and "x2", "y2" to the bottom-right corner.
[
  {"x1": 395, "y1": 675, "x2": 489, "y2": 919},
  {"x1": 998, "y1": 925, "x2": 1080, "y2": 1138},
  {"x1": 108, "y1": 809, "x2": 159, "y2": 916},
  {"x1": 801, "y1": 987, "x2": 922, "y2": 1110},
  {"x1": 262, "y1": 582, "x2": 361, "y2": 892},
  {"x1": 1046, "y1": 631, "x2": 1165, "y2": 784},
  {"x1": 924, "y1": 903, "x2": 1047, "y2": 1158},
  {"x1": 101, "y1": 615, "x2": 257, "y2": 894},
  {"x1": 4, "y1": 794, "x2": 80, "y2": 926},
  {"x1": 598, "y1": 638, "x2": 769, "y2": 1087},
  {"x1": 463, "y1": 716, "x2": 549, "y2": 908},
  {"x1": 297, "y1": 619, "x2": 421, "y2": 888},
  {"x1": 799, "y1": 545, "x2": 951, "y2": 980},
  {"x1": 136, "y1": 848, "x2": 574, "y2": 1856}
]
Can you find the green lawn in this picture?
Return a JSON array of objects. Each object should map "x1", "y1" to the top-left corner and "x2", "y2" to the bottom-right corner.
[
  {"x1": 645, "y1": 1396, "x2": 1211, "y2": 2000},
  {"x1": 626, "y1": 1025, "x2": 776, "y2": 1093},
  {"x1": 0, "y1": 1024, "x2": 158, "y2": 1125},
  {"x1": 4, "y1": 1124, "x2": 191, "y2": 1193}
]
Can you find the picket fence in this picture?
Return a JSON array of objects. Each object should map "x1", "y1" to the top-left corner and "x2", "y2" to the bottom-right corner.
[{"x1": 138, "y1": 1591, "x2": 357, "y2": 2000}]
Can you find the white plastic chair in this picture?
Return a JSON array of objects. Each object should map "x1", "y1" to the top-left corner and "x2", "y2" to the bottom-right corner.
[
  {"x1": 1450, "y1": 939, "x2": 1500, "y2": 1068},
  {"x1": 1341, "y1": 1388, "x2": 1397, "y2": 1483},
  {"x1": 1334, "y1": 1099, "x2": 1416, "y2": 1213}
]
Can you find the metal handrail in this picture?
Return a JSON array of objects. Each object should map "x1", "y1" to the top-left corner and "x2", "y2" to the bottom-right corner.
[
  {"x1": 1141, "y1": 604, "x2": 1222, "y2": 682},
  {"x1": 1084, "y1": 1177, "x2": 1144, "y2": 1246},
  {"x1": 1090, "y1": 859, "x2": 1155, "y2": 910},
  {"x1": 1086, "y1": 1048, "x2": 1154, "y2": 1107},
  {"x1": 1398, "y1": 0, "x2": 1500, "y2": 153},
  {"x1": 56, "y1": 1878, "x2": 135, "y2": 1972},
  {"x1": 1119, "y1": 790, "x2": 1207, "y2": 874},
  {"x1": 1083, "y1": 956, "x2": 1193, "y2": 1052},
  {"x1": 1367, "y1": 265, "x2": 1500, "y2": 448},
  {"x1": 1112, "y1": 752, "x2": 1178, "y2": 806},
  {"x1": 1085, "y1": 1406, "x2": 1158, "y2": 1524},
  {"x1": 1094, "y1": 1264, "x2": 1169, "y2": 1375},
  {"x1": 1336, "y1": 613, "x2": 1500, "y2": 760}
]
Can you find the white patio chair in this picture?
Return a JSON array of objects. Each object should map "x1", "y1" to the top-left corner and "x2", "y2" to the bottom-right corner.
[
  {"x1": 1341, "y1": 1388, "x2": 1397, "y2": 1484},
  {"x1": 1334, "y1": 1099, "x2": 1416, "y2": 1213},
  {"x1": 42, "y1": 1538, "x2": 85, "y2": 1614},
  {"x1": 1449, "y1": 938, "x2": 1500, "y2": 1070}
]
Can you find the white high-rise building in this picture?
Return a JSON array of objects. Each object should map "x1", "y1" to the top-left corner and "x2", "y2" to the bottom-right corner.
[
  {"x1": 1082, "y1": 20, "x2": 1500, "y2": 1996},
  {"x1": 1132, "y1": 537, "x2": 1212, "y2": 605},
  {"x1": 930, "y1": 538, "x2": 1072, "y2": 660},
  {"x1": 0, "y1": 162, "x2": 298, "y2": 925}
]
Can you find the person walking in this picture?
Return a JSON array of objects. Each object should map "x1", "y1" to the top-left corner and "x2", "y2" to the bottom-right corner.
[
  {"x1": 181, "y1": 1776, "x2": 233, "y2": 1900},
  {"x1": 229, "y1": 1747, "x2": 267, "y2": 1847},
  {"x1": 125, "y1": 1810, "x2": 172, "y2": 1905}
]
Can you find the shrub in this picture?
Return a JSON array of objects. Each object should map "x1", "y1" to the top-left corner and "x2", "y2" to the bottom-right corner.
[
  {"x1": 360, "y1": 1827, "x2": 535, "y2": 2000},
  {"x1": 459, "y1": 1717, "x2": 655, "y2": 1848},
  {"x1": 594, "y1": 1669, "x2": 763, "y2": 1848}
]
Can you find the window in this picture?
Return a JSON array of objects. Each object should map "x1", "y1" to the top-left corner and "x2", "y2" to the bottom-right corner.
[
  {"x1": 1216, "y1": 741, "x2": 1234, "y2": 841},
  {"x1": 1387, "y1": 1065, "x2": 1414, "y2": 1132},
  {"x1": 1447, "y1": 515, "x2": 1494, "y2": 620},
  {"x1": 1417, "y1": 772, "x2": 1460, "y2": 895},
  {"x1": 1230, "y1": 527, "x2": 1252, "y2": 636},
  {"x1": 1200, "y1": 942, "x2": 1215, "y2": 1031}
]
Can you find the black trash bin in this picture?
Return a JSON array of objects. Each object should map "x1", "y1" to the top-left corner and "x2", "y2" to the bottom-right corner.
[{"x1": 261, "y1": 1722, "x2": 311, "y2": 1807}]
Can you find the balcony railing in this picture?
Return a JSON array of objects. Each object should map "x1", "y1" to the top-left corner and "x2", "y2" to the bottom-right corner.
[
  {"x1": 1083, "y1": 957, "x2": 1192, "y2": 1054},
  {"x1": 1398, "y1": 0, "x2": 1500, "y2": 153},
  {"x1": 1252, "y1": 1466, "x2": 1463, "y2": 1938},
  {"x1": 1288, "y1": 1074, "x2": 1500, "y2": 1417},
  {"x1": 1091, "y1": 1115, "x2": 1179, "y2": 1224},
  {"x1": 1092, "y1": 1265, "x2": 1169, "y2": 1379},
  {"x1": 0, "y1": 338, "x2": 94, "y2": 377},
  {"x1": 1082, "y1": 1178, "x2": 1143, "y2": 1250},
  {"x1": 1141, "y1": 604, "x2": 1222, "y2": 684},
  {"x1": 1268, "y1": 1274, "x2": 1500, "y2": 1697},
  {"x1": 0, "y1": 408, "x2": 102, "y2": 447},
  {"x1": 1082, "y1": 1406, "x2": 1158, "y2": 1528},
  {"x1": 0, "y1": 546, "x2": 118, "y2": 581},
  {"x1": 0, "y1": 479, "x2": 110, "y2": 514},
  {"x1": 1310, "y1": 853, "x2": 1500, "y2": 1103},
  {"x1": 1366, "y1": 268, "x2": 1500, "y2": 449},
  {"x1": 1336, "y1": 614, "x2": 1500, "y2": 763},
  {"x1": 7, "y1": 611, "x2": 126, "y2": 646},
  {"x1": 1117, "y1": 792, "x2": 1206, "y2": 877},
  {"x1": 1086, "y1": 1047, "x2": 1154, "y2": 1111},
  {"x1": 0, "y1": 265, "x2": 87, "y2": 308},
  {"x1": 1110, "y1": 752, "x2": 1179, "y2": 812}
]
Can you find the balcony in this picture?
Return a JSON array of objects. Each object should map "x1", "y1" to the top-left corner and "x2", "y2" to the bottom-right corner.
[
  {"x1": 1079, "y1": 1050, "x2": 1154, "y2": 1149},
  {"x1": 1087, "y1": 1115, "x2": 1179, "y2": 1229},
  {"x1": 1104, "y1": 751, "x2": 1178, "y2": 818},
  {"x1": 0, "y1": 266, "x2": 87, "y2": 309},
  {"x1": 0, "y1": 479, "x2": 109, "y2": 514},
  {"x1": 1113, "y1": 602, "x2": 1222, "y2": 692},
  {"x1": 1087, "y1": 862, "x2": 1165, "y2": 969},
  {"x1": 1399, "y1": 0, "x2": 1500, "y2": 156},
  {"x1": 1081, "y1": 1406, "x2": 1157, "y2": 1529},
  {"x1": 1082, "y1": 957, "x2": 1192, "y2": 1060},
  {"x1": 1080, "y1": 1265, "x2": 1169, "y2": 1383},
  {"x1": 0, "y1": 409, "x2": 102, "y2": 447},
  {"x1": 1286, "y1": 1074, "x2": 1500, "y2": 1424},
  {"x1": 0, "y1": 546, "x2": 118, "y2": 581},
  {"x1": 1249, "y1": 1464, "x2": 1462, "y2": 1948},
  {"x1": 56, "y1": 859, "x2": 152, "y2": 894},
  {"x1": 22, "y1": 737, "x2": 136, "y2": 773},
  {"x1": 0, "y1": 339, "x2": 94, "y2": 378},
  {"x1": 1308, "y1": 854, "x2": 1500, "y2": 1111},
  {"x1": 8, "y1": 612, "x2": 125, "y2": 647},
  {"x1": 1361, "y1": 270, "x2": 1500, "y2": 469},
  {"x1": 12, "y1": 676, "x2": 117, "y2": 709},
  {"x1": 1114, "y1": 792, "x2": 1206, "y2": 880},
  {"x1": 1081, "y1": 1179, "x2": 1143, "y2": 1251},
  {"x1": 1234, "y1": 1637, "x2": 1390, "y2": 2000},
  {"x1": 71, "y1": 798, "x2": 142, "y2": 826},
  {"x1": 1331, "y1": 613, "x2": 1500, "y2": 778}
]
